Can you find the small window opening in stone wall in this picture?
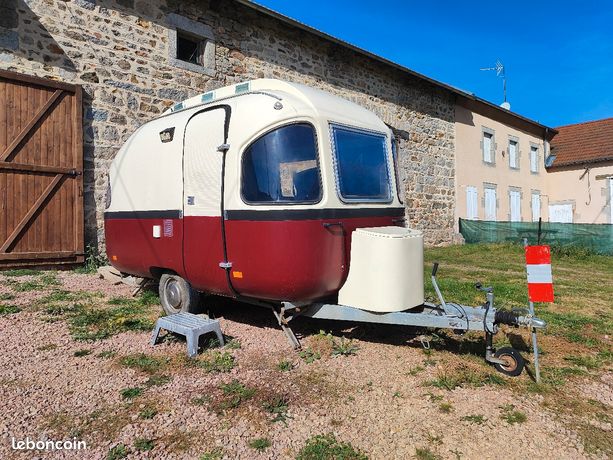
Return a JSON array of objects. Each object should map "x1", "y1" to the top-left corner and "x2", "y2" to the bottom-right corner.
[{"x1": 167, "y1": 13, "x2": 215, "y2": 76}]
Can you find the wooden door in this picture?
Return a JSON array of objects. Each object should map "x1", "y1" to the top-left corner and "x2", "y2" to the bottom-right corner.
[{"x1": 0, "y1": 70, "x2": 83, "y2": 268}]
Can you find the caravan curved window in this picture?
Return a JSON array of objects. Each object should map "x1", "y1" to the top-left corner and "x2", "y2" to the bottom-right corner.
[
  {"x1": 241, "y1": 123, "x2": 321, "y2": 204},
  {"x1": 330, "y1": 124, "x2": 391, "y2": 202}
]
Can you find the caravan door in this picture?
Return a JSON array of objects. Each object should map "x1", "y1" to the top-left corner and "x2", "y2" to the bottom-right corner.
[{"x1": 182, "y1": 107, "x2": 231, "y2": 294}]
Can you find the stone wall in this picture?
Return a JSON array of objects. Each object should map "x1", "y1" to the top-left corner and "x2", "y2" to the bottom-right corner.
[{"x1": 0, "y1": 0, "x2": 456, "y2": 248}]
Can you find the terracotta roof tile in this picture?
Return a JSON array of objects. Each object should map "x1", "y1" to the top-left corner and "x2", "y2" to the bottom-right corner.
[{"x1": 550, "y1": 117, "x2": 613, "y2": 168}]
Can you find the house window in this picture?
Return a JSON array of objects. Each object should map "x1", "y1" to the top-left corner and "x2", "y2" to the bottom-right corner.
[
  {"x1": 167, "y1": 14, "x2": 215, "y2": 76},
  {"x1": 466, "y1": 186, "x2": 478, "y2": 220},
  {"x1": 509, "y1": 188, "x2": 522, "y2": 222},
  {"x1": 531, "y1": 191, "x2": 541, "y2": 222},
  {"x1": 509, "y1": 139, "x2": 519, "y2": 169},
  {"x1": 530, "y1": 145, "x2": 539, "y2": 173},
  {"x1": 483, "y1": 185, "x2": 497, "y2": 221},
  {"x1": 482, "y1": 130, "x2": 495, "y2": 164}
]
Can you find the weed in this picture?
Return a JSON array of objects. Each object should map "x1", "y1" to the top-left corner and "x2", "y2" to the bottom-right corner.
[
  {"x1": 120, "y1": 387, "x2": 143, "y2": 400},
  {"x1": 191, "y1": 395, "x2": 210, "y2": 406},
  {"x1": 564, "y1": 354, "x2": 603, "y2": 370},
  {"x1": 119, "y1": 353, "x2": 168, "y2": 374},
  {"x1": 197, "y1": 351, "x2": 235, "y2": 373},
  {"x1": 200, "y1": 447, "x2": 224, "y2": 460},
  {"x1": 107, "y1": 444, "x2": 128, "y2": 460},
  {"x1": 499, "y1": 404, "x2": 527, "y2": 425},
  {"x1": 133, "y1": 438, "x2": 154, "y2": 451},
  {"x1": 426, "y1": 433, "x2": 443, "y2": 445},
  {"x1": 407, "y1": 365, "x2": 425, "y2": 376},
  {"x1": 139, "y1": 407, "x2": 158, "y2": 419},
  {"x1": 74, "y1": 349, "x2": 91, "y2": 357},
  {"x1": 224, "y1": 338, "x2": 241, "y2": 349},
  {"x1": 263, "y1": 395, "x2": 290, "y2": 424},
  {"x1": 427, "y1": 364, "x2": 505, "y2": 390},
  {"x1": 332, "y1": 337, "x2": 359, "y2": 357},
  {"x1": 277, "y1": 359, "x2": 294, "y2": 372},
  {"x1": 97, "y1": 350, "x2": 116, "y2": 359},
  {"x1": 541, "y1": 366, "x2": 587, "y2": 387},
  {"x1": 145, "y1": 375, "x2": 172, "y2": 387},
  {"x1": 460, "y1": 414, "x2": 486, "y2": 425},
  {"x1": 0, "y1": 304, "x2": 21, "y2": 315},
  {"x1": 37, "y1": 344, "x2": 58, "y2": 351},
  {"x1": 0, "y1": 293, "x2": 15, "y2": 300},
  {"x1": 392, "y1": 391, "x2": 402, "y2": 398},
  {"x1": 296, "y1": 433, "x2": 367, "y2": 460},
  {"x1": 75, "y1": 243, "x2": 108, "y2": 274},
  {"x1": 13, "y1": 281, "x2": 41, "y2": 292},
  {"x1": 249, "y1": 438, "x2": 271, "y2": 452},
  {"x1": 425, "y1": 392, "x2": 444, "y2": 402},
  {"x1": 3, "y1": 269, "x2": 41, "y2": 277},
  {"x1": 438, "y1": 402, "x2": 453, "y2": 413},
  {"x1": 415, "y1": 447, "x2": 442, "y2": 460},
  {"x1": 218, "y1": 380, "x2": 256, "y2": 409},
  {"x1": 299, "y1": 348, "x2": 321, "y2": 364}
]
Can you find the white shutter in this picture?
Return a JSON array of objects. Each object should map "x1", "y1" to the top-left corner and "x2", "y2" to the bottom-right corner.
[
  {"x1": 531, "y1": 193, "x2": 541, "y2": 221},
  {"x1": 549, "y1": 204, "x2": 573, "y2": 223},
  {"x1": 509, "y1": 142, "x2": 517, "y2": 168},
  {"x1": 510, "y1": 190, "x2": 521, "y2": 222},
  {"x1": 483, "y1": 134, "x2": 492, "y2": 163},
  {"x1": 466, "y1": 186, "x2": 478, "y2": 219},
  {"x1": 484, "y1": 188, "x2": 497, "y2": 221},
  {"x1": 530, "y1": 147, "x2": 538, "y2": 172}
]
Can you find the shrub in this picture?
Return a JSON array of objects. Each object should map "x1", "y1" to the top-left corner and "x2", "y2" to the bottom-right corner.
[{"x1": 297, "y1": 434, "x2": 367, "y2": 460}]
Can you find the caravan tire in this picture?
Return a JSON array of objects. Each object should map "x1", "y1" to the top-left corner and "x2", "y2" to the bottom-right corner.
[{"x1": 159, "y1": 273, "x2": 200, "y2": 315}]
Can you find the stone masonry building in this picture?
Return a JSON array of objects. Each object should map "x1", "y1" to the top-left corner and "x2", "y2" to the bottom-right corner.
[{"x1": 1, "y1": 0, "x2": 550, "y2": 252}]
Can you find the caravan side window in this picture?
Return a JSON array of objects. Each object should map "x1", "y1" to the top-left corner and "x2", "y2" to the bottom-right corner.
[
  {"x1": 241, "y1": 123, "x2": 322, "y2": 204},
  {"x1": 330, "y1": 124, "x2": 391, "y2": 202}
]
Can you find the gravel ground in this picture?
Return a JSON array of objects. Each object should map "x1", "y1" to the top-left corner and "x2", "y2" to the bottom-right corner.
[{"x1": 0, "y1": 271, "x2": 609, "y2": 459}]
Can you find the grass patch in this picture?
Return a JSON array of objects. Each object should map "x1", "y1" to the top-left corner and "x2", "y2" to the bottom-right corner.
[
  {"x1": 0, "y1": 303, "x2": 21, "y2": 315},
  {"x1": 139, "y1": 406, "x2": 158, "y2": 420},
  {"x1": 119, "y1": 353, "x2": 168, "y2": 374},
  {"x1": 263, "y1": 395, "x2": 290, "y2": 424},
  {"x1": 37, "y1": 343, "x2": 57, "y2": 351},
  {"x1": 0, "y1": 293, "x2": 15, "y2": 300},
  {"x1": 332, "y1": 337, "x2": 359, "y2": 357},
  {"x1": 145, "y1": 374, "x2": 172, "y2": 387},
  {"x1": 191, "y1": 395, "x2": 210, "y2": 406},
  {"x1": 196, "y1": 351, "x2": 235, "y2": 373},
  {"x1": 200, "y1": 447, "x2": 224, "y2": 460},
  {"x1": 297, "y1": 433, "x2": 367, "y2": 460},
  {"x1": 3, "y1": 268, "x2": 42, "y2": 277},
  {"x1": 415, "y1": 447, "x2": 441, "y2": 460},
  {"x1": 407, "y1": 365, "x2": 425, "y2": 376},
  {"x1": 97, "y1": 350, "x2": 116, "y2": 359},
  {"x1": 438, "y1": 402, "x2": 453, "y2": 413},
  {"x1": 107, "y1": 444, "x2": 129, "y2": 460},
  {"x1": 218, "y1": 380, "x2": 256, "y2": 410},
  {"x1": 73, "y1": 349, "x2": 91, "y2": 357},
  {"x1": 499, "y1": 404, "x2": 527, "y2": 425},
  {"x1": 299, "y1": 348, "x2": 321, "y2": 364},
  {"x1": 133, "y1": 438, "x2": 154, "y2": 451},
  {"x1": 277, "y1": 359, "x2": 294, "y2": 372},
  {"x1": 120, "y1": 387, "x2": 143, "y2": 400},
  {"x1": 248, "y1": 438, "x2": 271, "y2": 452},
  {"x1": 460, "y1": 414, "x2": 486, "y2": 425},
  {"x1": 224, "y1": 338, "x2": 241, "y2": 349},
  {"x1": 427, "y1": 364, "x2": 505, "y2": 390}
]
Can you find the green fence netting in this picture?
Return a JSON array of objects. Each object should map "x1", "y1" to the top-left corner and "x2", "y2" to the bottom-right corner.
[{"x1": 459, "y1": 219, "x2": 613, "y2": 255}]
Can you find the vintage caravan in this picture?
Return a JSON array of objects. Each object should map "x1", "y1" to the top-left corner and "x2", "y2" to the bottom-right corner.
[
  {"x1": 105, "y1": 79, "x2": 423, "y2": 314},
  {"x1": 105, "y1": 79, "x2": 546, "y2": 376}
]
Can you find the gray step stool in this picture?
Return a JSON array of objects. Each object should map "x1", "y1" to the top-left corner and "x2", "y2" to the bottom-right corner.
[{"x1": 150, "y1": 312, "x2": 224, "y2": 357}]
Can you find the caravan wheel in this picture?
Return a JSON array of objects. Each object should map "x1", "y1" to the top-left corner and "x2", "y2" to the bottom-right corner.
[{"x1": 159, "y1": 274, "x2": 200, "y2": 315}]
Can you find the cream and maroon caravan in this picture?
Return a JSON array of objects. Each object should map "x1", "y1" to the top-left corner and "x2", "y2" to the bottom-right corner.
[{"x1": 104, "y1": 79, "x2": 421, "y2": 314}]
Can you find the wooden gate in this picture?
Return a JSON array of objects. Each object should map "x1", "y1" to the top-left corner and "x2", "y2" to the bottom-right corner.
[{"x1": 0, "y1": 70, "x2": 83, "y2": 268}]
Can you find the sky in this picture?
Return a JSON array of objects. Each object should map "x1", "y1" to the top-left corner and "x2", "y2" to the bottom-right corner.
[{"x1": 253, "y1": 0, "x2": 613, "y2": 128}]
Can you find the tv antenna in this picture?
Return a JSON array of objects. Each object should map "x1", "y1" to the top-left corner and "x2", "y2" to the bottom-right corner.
[{"x1": 480, "y1": 60, "x2": 509, "y2": 109}]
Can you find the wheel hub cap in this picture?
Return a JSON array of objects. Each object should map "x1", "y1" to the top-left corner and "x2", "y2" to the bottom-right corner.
[{"x1": 166, "y1": 281, "x2": 181, "y2": 308}]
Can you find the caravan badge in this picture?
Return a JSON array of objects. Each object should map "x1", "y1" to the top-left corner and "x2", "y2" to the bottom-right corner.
[{"x1": 159, "y1": 127, "x2": 175, "y2": 143}]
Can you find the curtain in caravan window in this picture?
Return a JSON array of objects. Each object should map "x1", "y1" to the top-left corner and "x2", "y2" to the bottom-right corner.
[
  {"x1": 483, "y1": 133, "x2": 492, "y2": 163},
  {"x1": 466, "y1": 186, "x2": 478, "y2": 219},
  {"x1": 484, "y1": 188, "x2": 496, "y2": 221},
  {"x1": 531, "y1": 193, "x2": 541, "y2": 221}
]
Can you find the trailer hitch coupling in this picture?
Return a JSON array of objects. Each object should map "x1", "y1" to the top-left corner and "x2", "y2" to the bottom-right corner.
[{"x1": 494, "y1": 310, "x2": 547, "y2": 329}]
